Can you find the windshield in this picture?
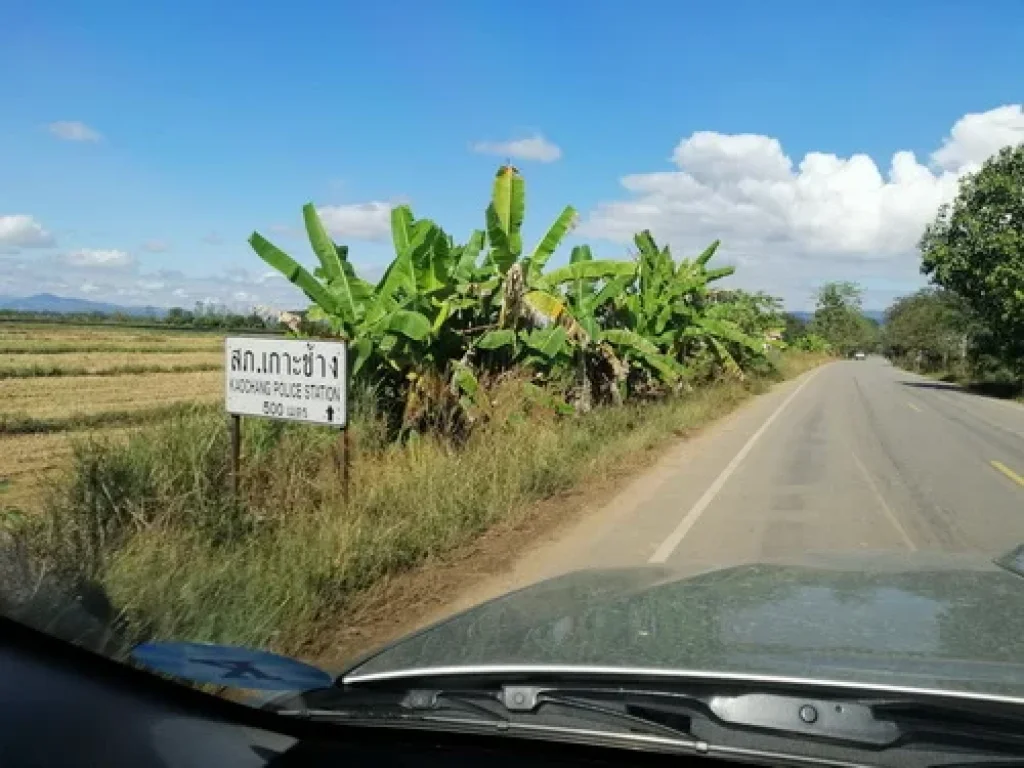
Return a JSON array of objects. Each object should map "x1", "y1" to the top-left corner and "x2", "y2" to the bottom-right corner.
[{"x1": 2, "y1": 1, "x2": 1024, "y2": 717}]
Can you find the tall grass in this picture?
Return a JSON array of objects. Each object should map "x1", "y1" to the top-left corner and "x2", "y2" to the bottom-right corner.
[{"x1": 10, "y1": 353, "x2": 827, "y2": 656}]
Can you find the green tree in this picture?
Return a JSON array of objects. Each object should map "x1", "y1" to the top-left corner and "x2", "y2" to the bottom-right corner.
[
  {"x1": 882, "y1": 288, "x2": 972, "y2": 373},
  {"x1": 920, "y1": 144, "x2": 1024, "y2": 373},
  {"x1": 781, "y1": 312, "x2": 808, "y2": 344},
  {"x1": 808, "y1": 281, "x2": 877, "y2": 356}
]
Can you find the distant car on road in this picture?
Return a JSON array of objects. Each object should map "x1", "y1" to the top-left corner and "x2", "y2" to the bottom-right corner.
[{"x1": 853, "y1": 351, "x2": 866, "y2": 360}]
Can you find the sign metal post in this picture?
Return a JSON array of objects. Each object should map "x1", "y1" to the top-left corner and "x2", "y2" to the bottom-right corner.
[{"x1": 224, "y1": 337, "x2": 349, "y2": 502}]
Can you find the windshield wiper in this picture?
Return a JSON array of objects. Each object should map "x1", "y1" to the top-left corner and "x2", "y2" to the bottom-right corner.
[
  {"x1": 869, "y1": 699, "x2": 1024, "y2": 752},
  {"x1": 279, "y1": 683, "x2": 1024, "y2": 759},
  {"x1": 277, "y1": 685, "x2": 700, "y2": 746}
]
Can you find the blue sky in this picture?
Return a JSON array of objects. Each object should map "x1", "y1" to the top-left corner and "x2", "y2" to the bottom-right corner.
[{"x1": 2, "y1": 0, "x2": 1023, "y2": 311}]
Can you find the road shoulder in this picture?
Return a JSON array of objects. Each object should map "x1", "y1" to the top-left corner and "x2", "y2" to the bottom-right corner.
[{"x1": 318, "y1": 362, "x2": 831, "y2": 668}]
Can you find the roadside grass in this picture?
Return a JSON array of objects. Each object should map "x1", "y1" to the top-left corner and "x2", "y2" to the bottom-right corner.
[{"x1": 6, "y1": 351, "x2": 829, "y2": 656}]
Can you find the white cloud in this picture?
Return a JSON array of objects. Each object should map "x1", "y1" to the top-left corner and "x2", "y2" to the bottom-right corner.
[
  {"x1": 140, "y1": 239, "x2": 170, "y2": 252},
  {"x1": 581, "y1": 104, "x2": 1024, "y2": 307},
  {"x1": 0, "y1": 252, "x2": 303, "y2": 311},
  {"x1": 931, "y1": 104, "x2": 1024, "y2": 172},
  {"x1": 47, "y1": 121, "x2": 102, "y2": 142},
  {"x1": 202, "y1": 231, "x2": 223, "y2": 245},
  {"x1": 62, "y1": 249, "x2": 135, "y2": 269},
  {"x1": 471, "y1": 133, "x2": 562, "y2": 163},
  {"x1": 0, "y1": 215, "x2": 55, "y2": 248},
  {"x1": 316, "y1": 201, "x2": 393, "y2": 241}
]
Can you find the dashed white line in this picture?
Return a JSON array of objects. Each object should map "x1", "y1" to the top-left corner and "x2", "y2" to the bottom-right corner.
[{"x1": 851, "y1": 451, "x2": 917, "y2": 551}]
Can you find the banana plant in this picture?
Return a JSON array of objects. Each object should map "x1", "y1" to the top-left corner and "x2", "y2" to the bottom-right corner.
[
  {"x1": 247, "y1": 166, "x2": 779, "y2": 440},
  {"x1": 620, "y1": 231, "x2": 759, "y2": 379},
  {"x1": 480, "y1": 167, "x2": 634, "y2": 357},
  {"x1": 249, "y1": 204, "x2": 433, "y2": 368}
]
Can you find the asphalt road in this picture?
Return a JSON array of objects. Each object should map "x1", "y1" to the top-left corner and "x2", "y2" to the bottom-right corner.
[{"x1": 460, "y1": 357, "x2": 1024, "y2": 603}]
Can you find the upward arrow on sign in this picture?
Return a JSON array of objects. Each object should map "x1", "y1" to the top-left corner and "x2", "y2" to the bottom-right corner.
[{"x1": 326, "y1": 406, "x2": 334, "y2": 423}]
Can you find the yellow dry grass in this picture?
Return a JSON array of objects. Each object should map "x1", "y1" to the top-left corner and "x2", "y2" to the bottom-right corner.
[
  {"x1": 0, "y1": 323, "x2": 222, "y2": 342},
  {"x1": 0, "y1": 428, "x2": 137, "y2": 510},
  {"x1": 0, "y1": 326, "x2": 235, "y2": 509},
  {"x1": 0, "y1": 370, "x2": 224, "y2": 420},
  {"x1": 0, "y1": 323, "x2": 224, "y2": 354},
  {"x1": 0, "y1": 350, "x2": 223, "y2": 375},
  {"x1": 0, "y1": 338, "x2": 222, "y2": 354}
]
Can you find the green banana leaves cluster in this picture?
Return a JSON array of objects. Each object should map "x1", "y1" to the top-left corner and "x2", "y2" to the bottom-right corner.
[{"x1": 249, "y1": 165, "x2": 778, "y2": 433}]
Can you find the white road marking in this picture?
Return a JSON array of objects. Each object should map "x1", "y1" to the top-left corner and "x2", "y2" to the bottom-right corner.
[
  {"x1": 907, "y1": 401, "x2": 922, "y2": 413},
  {"x1": 648, "y1": 368, "x2": 822, "y2": 564},
  {"x1": 851, "y1": 451, "x2": 917, "y2": 551}
]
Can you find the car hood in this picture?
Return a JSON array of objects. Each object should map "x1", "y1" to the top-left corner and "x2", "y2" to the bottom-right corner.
[{"x1": 343, "y1": 550, "x2": 1024, "y2": 700}]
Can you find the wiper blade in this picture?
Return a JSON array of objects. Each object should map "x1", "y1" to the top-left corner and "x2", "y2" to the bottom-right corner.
[
  {"x1": 283, "y1": 683, "x2": 1024, "y2": 759},
  {"x1": 870, "y1": 699, "x2": 1024, "y2": 752},
  {"x1": 499, "y1": 685, "x2": 699, "y2": 743},
  {"x1": 279, "y1": 685, "x2": 699, "y2": 746},
  {"x1": 276, "y1": 689, "x2": 507, "y2": 726}
]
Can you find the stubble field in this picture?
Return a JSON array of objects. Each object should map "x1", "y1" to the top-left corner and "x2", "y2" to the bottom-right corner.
[{"x1": 0, "y1": 323, "x2": 229, "y2": 509}]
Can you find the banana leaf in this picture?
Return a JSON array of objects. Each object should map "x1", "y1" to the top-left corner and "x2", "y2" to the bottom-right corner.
[
  {"x1": 491, "y1": 165, "x2": 524, "y2": 258},
  {"x1": 526, "y1": 205, "x2": 577, "y2": 278},
  {"x1": 485, "y1": 204, "x2": 514, "y2": 274},
  {"x1": 520, "y1": 326, "x2": 569, "y2": 358},
  {"x1": 477, "y1": 329, "x2": 516, "y2": 349},
  {"x1": 391, "y1": 205, "x2": 415, "y2": 256},
  {"x1": 454, "y1": 229, "x2": 485, "y2": 282},
  {"x1": 695, "y1": 239, "x2": 721, "y2": 267},
  {"x1": 703, "y1": 265, "x2": 736, "y2": 282},
  {"x1": 536, "y1": 259, "x2": 635, "y2": 289},
  {"x1": 585, "y1": 275, "x2": 633, "y2": 315},
  {"x1": 302, "y1": 205, "x2": 371, "y2": 324},
  {"x1": 710, "y1": 336, "x2": 744, "y2": 378},
  {"x1": 600, "y1": 328, "x2": 683, "y2": 382},
  {"x1": 248, "y1": 232, "x2": 341, "y2": 316},
  {"x1": 385, "y1": 310, "x2": 431, "y2": 341},
  {"x1": 302, "y1": 203, "x2": 343, "y2": 284},
  {"x1": 695, "y1": 317, "x2": 762, "y2": 351}
]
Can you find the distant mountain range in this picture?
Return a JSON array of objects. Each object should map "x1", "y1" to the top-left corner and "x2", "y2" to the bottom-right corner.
[{"x1": 0, "y1": 293, "x2": 166, "y2": 317}]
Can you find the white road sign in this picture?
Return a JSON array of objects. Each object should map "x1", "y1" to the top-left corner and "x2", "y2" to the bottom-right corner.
[{"x1": 225, "y1": 337, "x2": 347, "y2": 426}]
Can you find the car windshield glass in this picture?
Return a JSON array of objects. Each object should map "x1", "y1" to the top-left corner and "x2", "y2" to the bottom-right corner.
[{"x1": 3, "y1": 1, "x2": 1024, "y2": 724}]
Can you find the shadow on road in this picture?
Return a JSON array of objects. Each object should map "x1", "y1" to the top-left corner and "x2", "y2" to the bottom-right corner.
[{"x1": 899, "y1": 379, "x2": 1023, "y2": 402}]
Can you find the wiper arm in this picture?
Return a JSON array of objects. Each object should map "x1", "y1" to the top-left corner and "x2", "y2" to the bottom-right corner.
[
  {"x1": 278, "y1": 685, "x2": 699, "y2": 745},
  {"x1": 499, "y1": 685, "x2": 700, "y2": 742},
  {"x1": 282, "y1": 683, "x2": 1024, "y2": 759},
  {"x1": 510, "y1": 687, "x2": 1024, "y2": 754},
  {"x1": 277, "y1": 688, "x2": 507, "y2": 726}
]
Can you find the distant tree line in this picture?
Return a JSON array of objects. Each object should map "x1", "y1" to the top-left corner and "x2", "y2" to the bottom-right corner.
[
  {"x1": 884, "y1": 144, "x2": 1023, "y2": 391},
  {"x1": 0, "y1": 301, "x2": 283, "y2": 332},
  {"x1": 780, "y1": 281, "x2": 880, "y2": 357}
]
